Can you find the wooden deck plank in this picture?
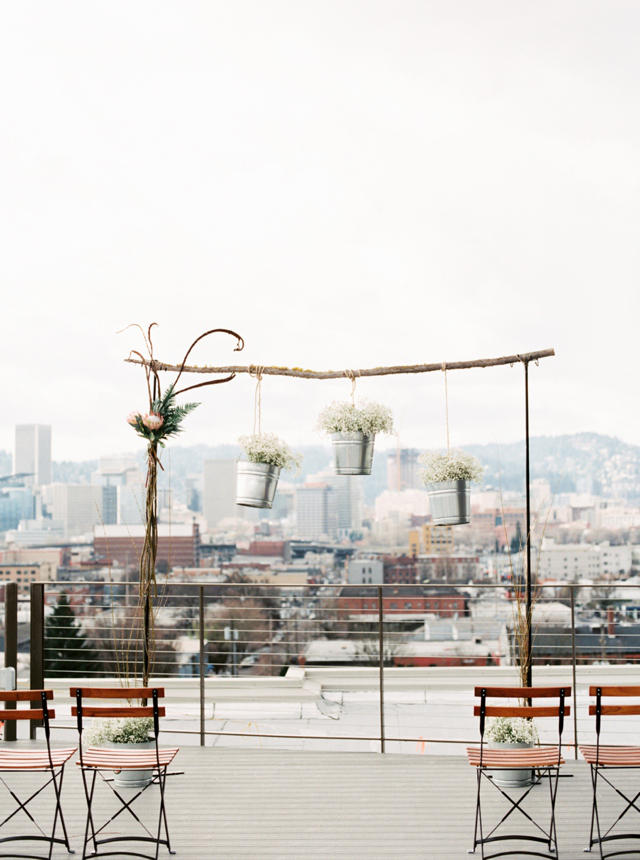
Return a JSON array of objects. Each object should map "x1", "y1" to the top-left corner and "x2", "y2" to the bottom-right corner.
[{"x1": 0, "y1": 745, "x2": 638, "y2": 858}]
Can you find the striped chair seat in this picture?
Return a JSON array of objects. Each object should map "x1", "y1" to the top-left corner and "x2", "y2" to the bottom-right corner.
[
  {"x1": 0, "y1": 746, "x2": 76, "y2": 771},
  {"x1": 580, "y1": 744, "x2": 640, "y2": 766},
  {"x1": 467, "y1": 746, "x2": 564, "y2": 768},
  {"x1": 78, "y1": 746, "x2": 179, "y2": 770}
]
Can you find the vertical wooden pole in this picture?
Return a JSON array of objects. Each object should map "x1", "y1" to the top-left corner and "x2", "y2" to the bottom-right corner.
[
  {"x1": 199, "y1": 586, "x2": 205, "y2": 746},
  {"x1": 378, "y1": 585, "x2": 385, "y2": 754},
  {"x1": 524, "y1": 360, "x2": 533, "y2": 689},
  {"x1": 4, "y1": 582, "x2": 17, "y2": 741},
  {"x1": 30, "y1": 583, "x2": 44, "y2": 740}
]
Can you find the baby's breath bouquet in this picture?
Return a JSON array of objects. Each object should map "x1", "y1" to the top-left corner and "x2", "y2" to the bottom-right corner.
[
  {"x1": 318, "y1": 401, "x2": 394, "y2": 437},
  {"x1": 486, "y1": 717, "x2": 538, "y2": 746},
  {"x1": 239, "y1": 434, "x2": 301, "y2": 470},
  {"x1": 420, "y1": 449, "x2": 483, "y2": 485},
  {"x1": 86, "y1": 717, "x2": 153, "y2": 746}
]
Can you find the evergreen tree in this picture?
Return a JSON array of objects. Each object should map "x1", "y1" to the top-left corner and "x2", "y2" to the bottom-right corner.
[
  {"x1": 44, "y1": 592, "x2": 100, "y2": 677},
  {"x1": 510, "y1": 520, "x2": 524, "y2": 555}
]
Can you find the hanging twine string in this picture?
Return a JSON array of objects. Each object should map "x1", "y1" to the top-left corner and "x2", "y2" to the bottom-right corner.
[
  {"x1": 249, "y1": 365, "x2": 265, "y2": 436},
  {"x1": 442, "y1": 362, "x2": 450, "y2": 453},
  {"x1": 345, "y1": 369, "x2": 358, "y2": 406}
]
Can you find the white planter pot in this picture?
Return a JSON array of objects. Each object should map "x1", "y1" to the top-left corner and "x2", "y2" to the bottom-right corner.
[
  {"x1": 331, "y1": 432, "x2": 375, "y2": 475},
  {"x1": 235, "y1": 461, "x2": 281, "y2": 509},
  {"x1": 488, "y1": 740, "x2": 534, "y2": 788},
  {"x1": 426, "y1": 479, "x2": 471, "y2": 525},
  {"x1": 104, "y1": 740, "x2": 155, "y2": 789}
]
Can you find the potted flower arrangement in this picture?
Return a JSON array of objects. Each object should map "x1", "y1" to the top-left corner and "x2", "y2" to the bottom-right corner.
[
  {"x1": 236, "y1": 433, "x2": 301, "y2": 508},
  {"x1": 419, "y1": 449, "x2": 483, "y2": 525},
  {"x1": 86, "y1": 717, "x2": 155, "y2": 789},
  {"x1": 318, "y1": 401, "x2": 394, "y2": 475},
  {"x1": 485, "y1": 716, "x2": 538, "y2": 788}
]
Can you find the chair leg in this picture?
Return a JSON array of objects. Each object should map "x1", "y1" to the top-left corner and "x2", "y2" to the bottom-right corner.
[
  {"x1": 547, "y1": 766, "x2": 560, "y2": 857},
  {"x1": 80, "y1": 768, "x2": 99, "y2": 860},
  {"x1": 157, "y1": 766, "x2": 175, "y2": 855},
  {"x1": 49, "y1": 763, "x2": 73, "y2": 856},
  {"x1": 591, "y1": 764, "x2": 605, "y2": 860}
]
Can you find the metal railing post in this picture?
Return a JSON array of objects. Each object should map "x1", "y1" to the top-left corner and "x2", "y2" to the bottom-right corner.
[
  {"x1": 30, "y1": 582, "x2": 45, "y2": 740},
  {"x1": 199, "y1": 585, "x2": 205, "y2": 747},
  {"x1": 4, "y1": 583, "x2": 18, "y2": 741},
  {"x1": 378, "y1": 585, "x2": 385, "y2": 754},
  {"x1": 570, "y1": 586, "x2": 578, "y2": 759}
]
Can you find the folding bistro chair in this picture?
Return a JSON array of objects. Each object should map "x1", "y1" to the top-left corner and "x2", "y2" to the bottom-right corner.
[
  {"x1": 580, "y1": 684, "x2": 640, "y2": 858},
  {"x1": 72, "y1": 686, "x2": 179, "y2": 860},
  {"x1": 467, "y1": 685, "x2": 570, "y2": 859},
  {"x1": 0, "y1": 688, "x2": 75, "y2": 859}
]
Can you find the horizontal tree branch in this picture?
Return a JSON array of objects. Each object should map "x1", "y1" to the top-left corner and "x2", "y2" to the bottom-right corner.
[{"x1": 125, "y1": 348, "x2": 555, "y2": 380}]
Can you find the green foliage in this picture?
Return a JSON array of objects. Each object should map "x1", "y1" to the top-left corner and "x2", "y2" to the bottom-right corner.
[
  {"x1": 130, "y1": 383, "x2": 199, "y2": 447},
  {"x1": 44, "y1": 592, "x2": 101, "y2": 677}
]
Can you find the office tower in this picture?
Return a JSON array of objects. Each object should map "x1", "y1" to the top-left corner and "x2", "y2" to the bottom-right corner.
[
  {"x1": 203, "y1": 460, "x2": 241, "y2": 529},
  {"x1": 41, "y1": 483, "x2": 103, "y2": 538},
  {"x1": 14, "y1": 425, "x2": 52, "y2": 486},
  {"x1": 387, "y1": 448, "x2": 421, "y2": 491},
  {"x1": 295, "y1": 483, "x2": 337, "y2": 540},
  {"x1": 91, "y1": 458, "x2": 144, "y2": 525}
]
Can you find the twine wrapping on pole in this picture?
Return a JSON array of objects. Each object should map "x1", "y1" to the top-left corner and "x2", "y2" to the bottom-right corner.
[
  {"x1": 345, "y1": 369, "x2": 358, "y2": 406},
  {"x1": 442, "y1": 362, "x2": 450, "y2": 454},
  {"x1": 249, "y1": 365, "x2": 265, "y2": 436}
]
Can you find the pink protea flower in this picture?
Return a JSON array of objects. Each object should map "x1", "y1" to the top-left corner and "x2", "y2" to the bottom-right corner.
[
  {"x1": 126, "y1": 412, "x2": 140, "y2": 426},
  {"x1": 142, "y1": 412, "x2": 164, "y2": 431}
]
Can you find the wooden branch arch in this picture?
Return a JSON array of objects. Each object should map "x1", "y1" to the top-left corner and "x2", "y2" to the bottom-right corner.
[{"x1": 125, "y1": 348, "x2": 555, "y2": 380}]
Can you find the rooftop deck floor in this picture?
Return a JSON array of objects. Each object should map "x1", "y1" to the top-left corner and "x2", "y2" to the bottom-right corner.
[{"x1": 2, "y1": 745, "x2": 639, "y2": 858}]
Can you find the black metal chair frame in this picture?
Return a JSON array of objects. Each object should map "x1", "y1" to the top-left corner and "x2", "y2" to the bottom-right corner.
[
  {"x1": 468, "y1": 685, "x2": 570, "y2": 860},
  {"x1": 73, "y1": 686, "x2": 177, "y2": 860},
  {"x1": 0, "y1": 689, "x2": 74, "y2": 860},
  {"x1": 582, "y1": 685, "x2": 640, "y2": 859}
]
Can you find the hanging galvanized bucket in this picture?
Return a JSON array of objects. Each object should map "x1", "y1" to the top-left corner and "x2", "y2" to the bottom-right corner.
[
  {"x1": 236, "y1": 461, "x2": 281, "y2": 509},
  {"x1": 331, "y1": 432, "x2": 375, "y2": 475},
  {"x1": 427, "y1": 479, "x2": 470, "y2": 525}
]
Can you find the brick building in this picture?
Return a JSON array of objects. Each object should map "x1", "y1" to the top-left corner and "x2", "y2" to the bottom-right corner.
[
  {"x1": 337, "y1": 585, "x2": 469, "y2": 618},
  {"x1": 94, "y1": 522, "x2": 200, "y2": 569}
]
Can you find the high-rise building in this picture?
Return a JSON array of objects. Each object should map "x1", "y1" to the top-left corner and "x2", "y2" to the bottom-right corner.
[
  {"x1": 203, "y1": 460, "x2": 242, "y2": 529},
  {"x1": 14, "y1": 425, "x2": 52, "y2": 486},
  {"x1": 387, "y1": 448, "x2": 421, "y2": 491},
  {"x1": 306, "y1": 469, "x2": 362, "y2": 536},
  {"x1": 91, "y1": 458, "x2": 144, "y2": 526},
  {"x1": 295, "y1": 483, "x2": 337, "y2": 540},
  {"x1": 0, "y1": 487, "x2": 34, "y2": 532},
  {"x1": 41, "y1": 484, "x2": 103, "y2": 538}
]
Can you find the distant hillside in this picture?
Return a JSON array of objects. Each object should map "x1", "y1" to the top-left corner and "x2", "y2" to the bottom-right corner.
[
  {"x1": 0, "y1": 432, "x2": 637, "y2": 504},
  {"x1": 465, "y1": 433, "x2": 640, "y2": 499}
]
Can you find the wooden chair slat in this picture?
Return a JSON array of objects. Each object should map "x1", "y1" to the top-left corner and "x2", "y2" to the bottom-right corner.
[
  {"x1": 588, "y1": 685, "x2": 640, "y2": 698},
  {"x1": 589, "y1": 704, "x2": 640, "y2": 716},
  {"x1": 0, "y1": 689, "x2": 53, "y2": 702},
  {"x1": 475, "y1": 705, "x2": 570, "y2": 718},
  {"x1": 474, "y1": 686, "x2": 571, "y2": 699},
  {"x1": 71, "y1": 706, "x2": 165, "y2": 719},
  {"x1": 69, "y1": 687, "x2": 165, "y2": 699},
  {"x1": 0, "y1": 708, "x2": 52, "y2": 720}
]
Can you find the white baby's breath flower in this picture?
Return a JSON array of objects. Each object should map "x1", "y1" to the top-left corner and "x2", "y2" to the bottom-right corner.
[
  {"x1": 318, "y1": 401, "x2": 394, "y2": 436},
  {"x1": 86, "y1": 717, "x2": 153, "y2": 745},
  {"x1": 419, "y1": 449, "x2": 483, "y2": 484},
  {"x1": 238, "y1": 434, "x2": 301, "y2": 470},
  {"x1": 486, "y1": 717, "x2": 538, "y2": 745}
]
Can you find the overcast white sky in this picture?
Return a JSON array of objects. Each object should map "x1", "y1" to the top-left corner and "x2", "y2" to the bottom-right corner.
[{"x1": 1, "y1": 1, "x2": 638, "y2": 462}]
